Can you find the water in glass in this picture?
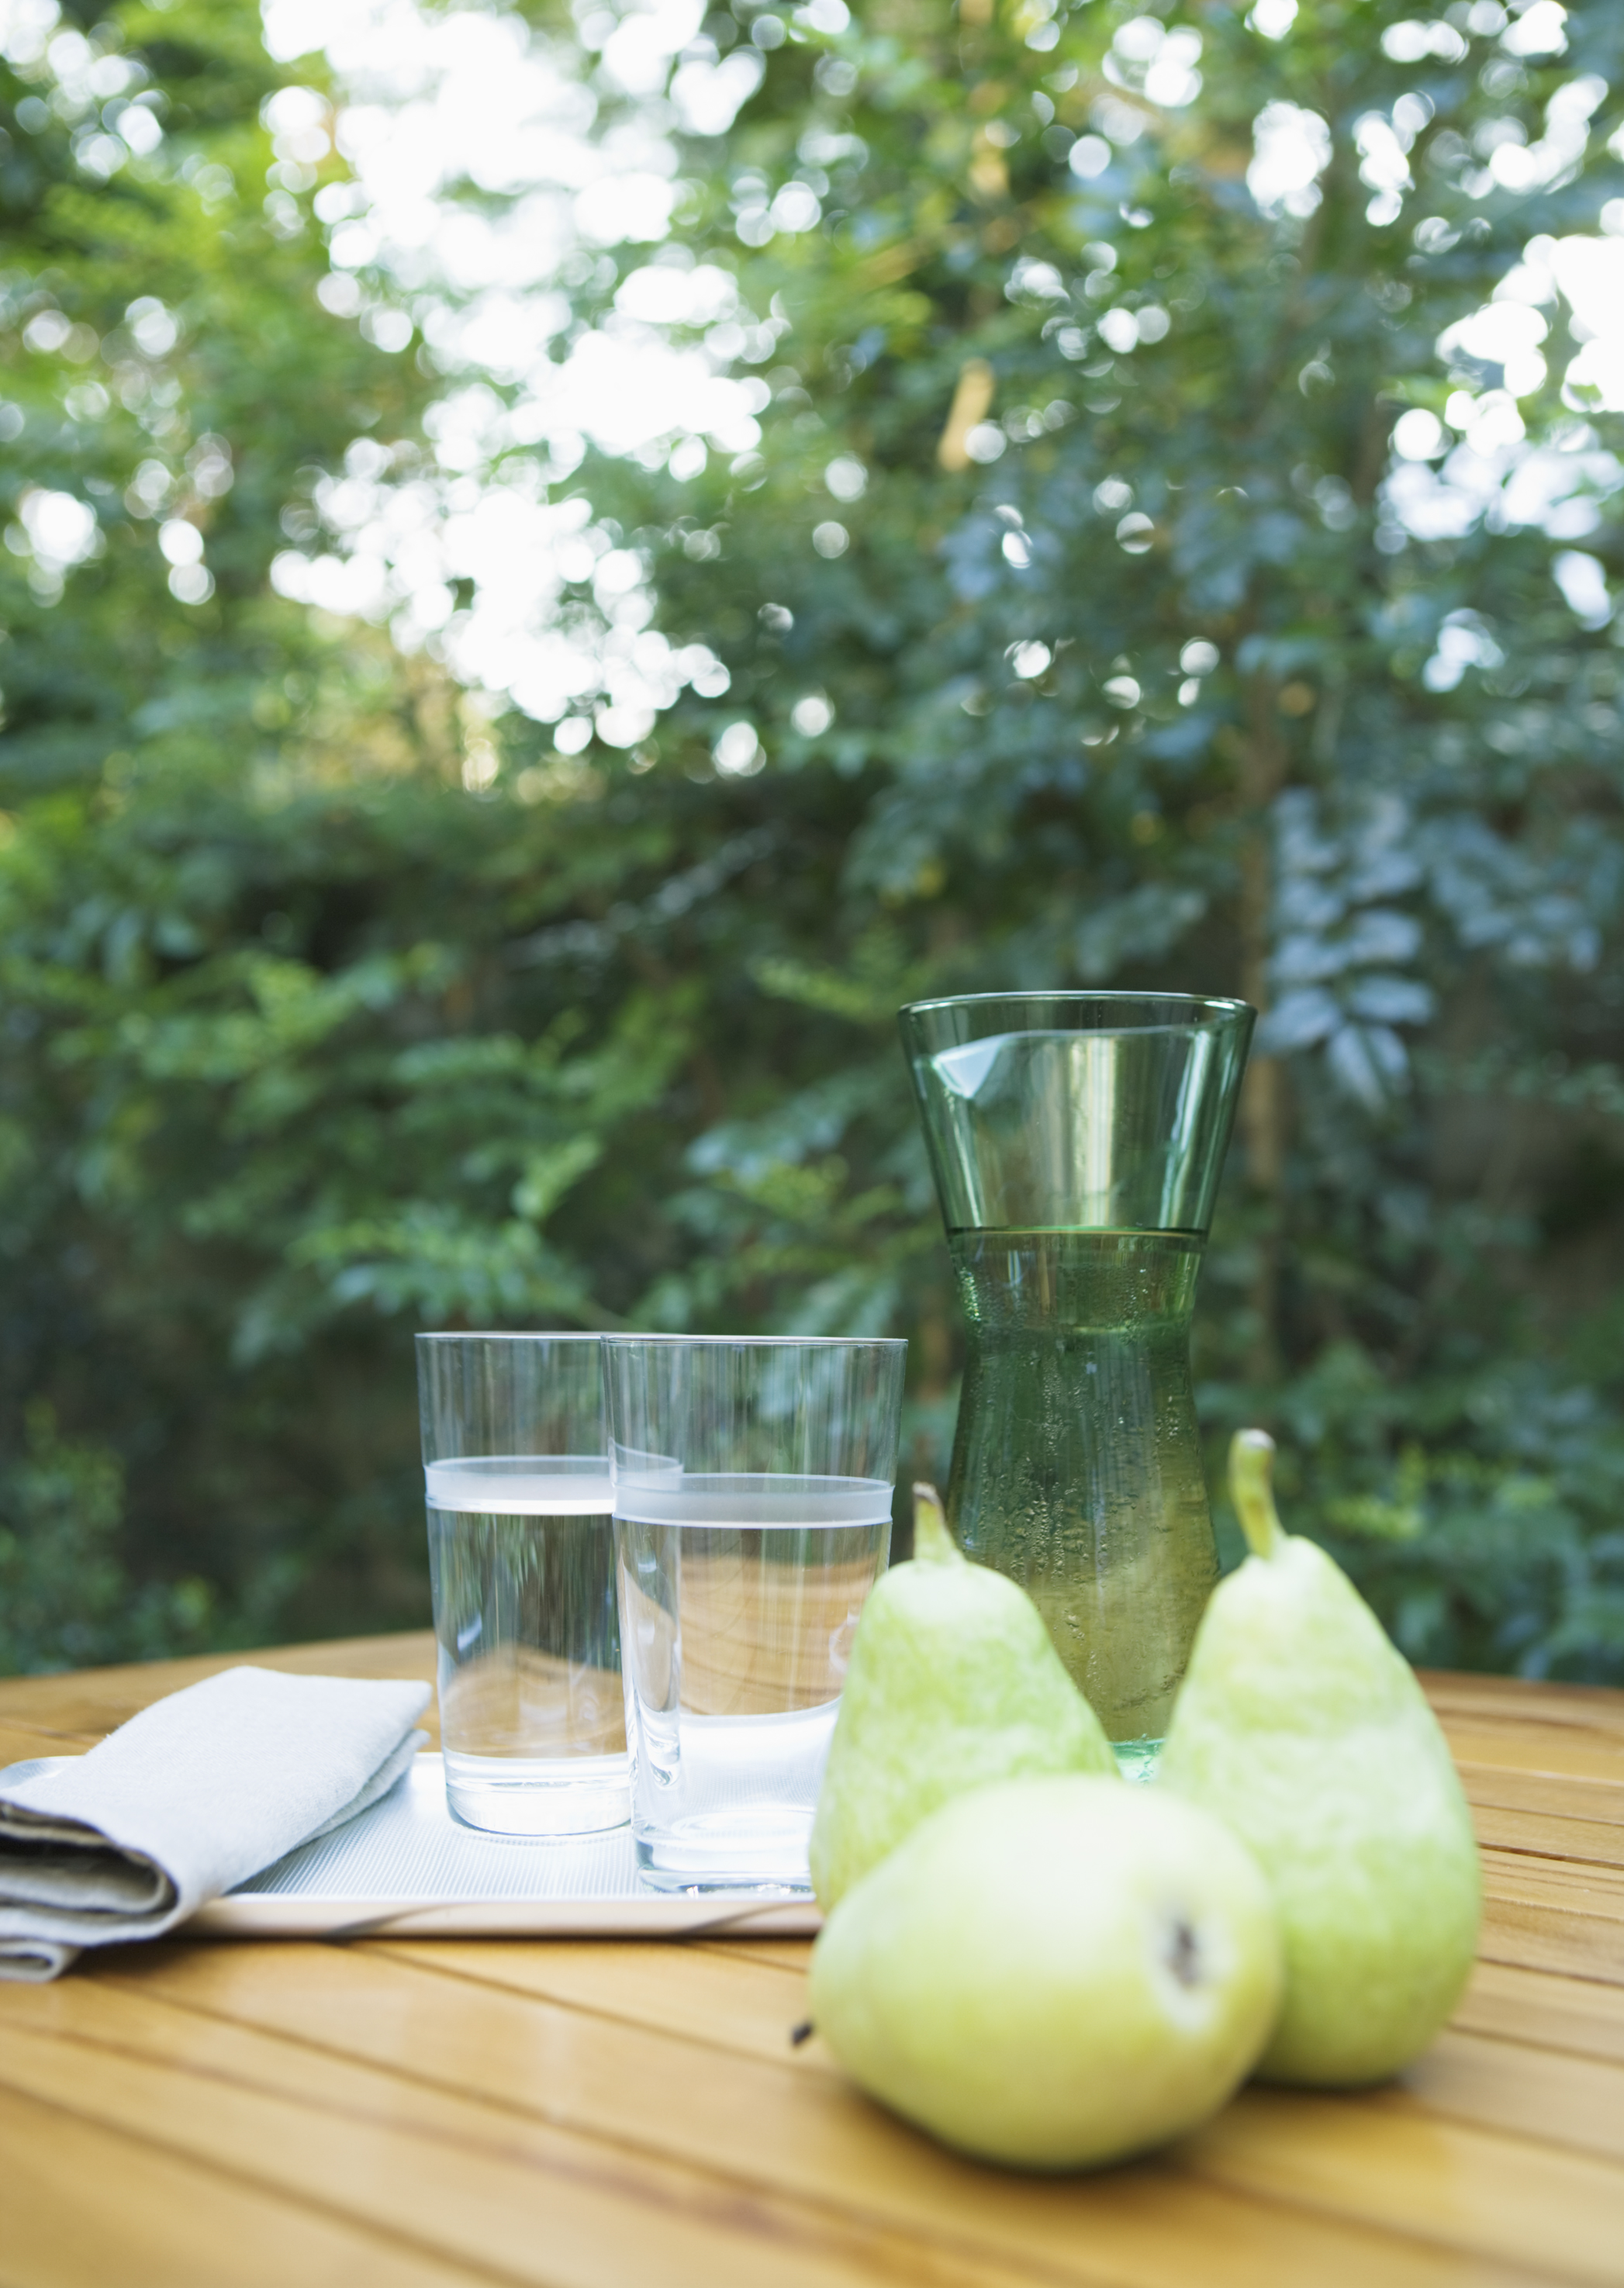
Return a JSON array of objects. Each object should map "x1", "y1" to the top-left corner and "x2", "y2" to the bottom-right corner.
[
  {"x1": 616, "y1": 1473, "x2": 890, "y2": 1889},
  {"x1": 428, "y1": 1454, "x2": 628, "y2": 1834},
  {"x1": 946, "y1": 1228, "x2": 1217, "y2": 1772}
]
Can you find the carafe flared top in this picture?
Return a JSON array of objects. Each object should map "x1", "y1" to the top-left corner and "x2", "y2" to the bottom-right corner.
[{"x1": 898, "y1": 992, "x2": 1253, "y2": 1238}]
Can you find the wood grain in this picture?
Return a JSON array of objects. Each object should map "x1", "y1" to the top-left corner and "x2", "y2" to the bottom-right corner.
[
  {"x1": 70, "y1": 1937, "x2": 1623, "y2": 2286},
  {"x1": 1436, "y1": 1723, "x2": 1624, "y2": 1789},
  {"x1": 0, "y1": 1637, "x2": 1619, "y2": 2288},
  {"x1": 1468, "y1": 1802, "x2": 1624, "y2": 1869},
  {"x1": 378, "y1": 1934, "x2": 822, "y2": 2068},
  {"x1": 1478, "y1": 1849, "x2": 1624, "y2": 1982},
  {"x1": 0, "y1": 2079, "x2": 478, "y2": 2288},
  {"x1": 1456, "y1": 1762, "x2": 1624, "y2": 1833},
  {"x1": 0, "y1": 1990, "x2": 1035, "y2": 2288},
  {"x1": 4, "y1": 1951, "x2": 1543, "y2": 2288},
  {"x1": 0, "y1": 1631, "x2": 443, "y2": 1751},
  {"x1": 1451, "y1": 1961, "x2": 1624, "y2": 2065}
]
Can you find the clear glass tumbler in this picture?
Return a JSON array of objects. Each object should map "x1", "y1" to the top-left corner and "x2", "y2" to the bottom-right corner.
[
  {"x1": 603, "y1": 1335, "x2": 907, "y2": 1892},
  {"x1": 898, "y1": 992, "x2": 1253, "y2": 1775},
  {"x1": 416, "y1": 1332, "x2": 627, "y2": 1836}
]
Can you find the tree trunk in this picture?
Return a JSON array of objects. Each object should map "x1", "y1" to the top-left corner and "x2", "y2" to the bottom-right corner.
[{"x1": 1236, "y1": 678, "x2": 1289, "y2": 1384}]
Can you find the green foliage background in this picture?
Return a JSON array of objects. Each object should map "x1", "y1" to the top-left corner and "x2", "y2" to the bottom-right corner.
[{"x1": 3, "y1": 0, "x2": 1624, "y2": 1681}]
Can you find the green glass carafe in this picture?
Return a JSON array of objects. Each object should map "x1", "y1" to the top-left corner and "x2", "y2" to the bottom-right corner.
[{"x1": 899, "y1": 993, "x2": 1254, "y2": 1775}]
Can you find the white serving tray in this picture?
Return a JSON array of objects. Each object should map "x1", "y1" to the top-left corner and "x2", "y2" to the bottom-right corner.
[{"x1": 6, "y1": 1754, "x2": 823, "y2": 1941}]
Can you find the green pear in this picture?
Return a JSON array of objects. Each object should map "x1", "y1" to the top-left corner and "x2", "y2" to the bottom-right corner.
[
  {"x1": 809, "y1": 1774, "x2": 1283, "y2": 2171},
  {"x1": 1159, "y1": 1430, "x2": 1482, "y2": 2087},
  {"x1": 810, "y1": 1484, "x2": 1117, "y2": 1910}
]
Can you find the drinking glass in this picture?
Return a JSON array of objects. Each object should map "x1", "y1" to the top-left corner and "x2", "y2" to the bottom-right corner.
[
  {"x1": 603, "y1": 1335, "x2": 907, "y2": 1891},
  {"x1": 899, "y1": 992, "x2": 1253, "y2": 1776},
  {"x1": 416, "y1": 1332, "x2": 627, "y2": 1836}
]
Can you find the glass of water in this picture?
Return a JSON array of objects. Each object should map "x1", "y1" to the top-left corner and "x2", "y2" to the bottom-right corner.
[
  {"x1": 416, "y1": 1332, "x2": 627, "y2": 1836},
  {"x1": 603, "y1": 1334, "x2": 907, "y2": 1892}
]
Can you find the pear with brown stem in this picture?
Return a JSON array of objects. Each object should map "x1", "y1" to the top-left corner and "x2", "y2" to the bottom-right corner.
[
  {"x1": 809, "y1": 1483, "x2": 1117, "y2": 1912},
  {"x1": 808, "y1": 1771, "x2": 1283, "y2": 2171},
  {"x1": 1159, "y1": 1429, "x2": 1481, "y2": 2086}
]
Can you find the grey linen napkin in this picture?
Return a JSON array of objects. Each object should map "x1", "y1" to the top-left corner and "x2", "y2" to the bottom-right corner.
[{"x1": 0, "y1": 1665, "x2": 430, "y2": 1982}]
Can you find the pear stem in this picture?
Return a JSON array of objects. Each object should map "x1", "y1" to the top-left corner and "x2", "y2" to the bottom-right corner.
[
  {"x1": 912, "y1": 1481, "x2": 959, "y2": 1565},
  {"x1": 1229, "y1": 1429, "x2": 1287, "y2": 1560}
]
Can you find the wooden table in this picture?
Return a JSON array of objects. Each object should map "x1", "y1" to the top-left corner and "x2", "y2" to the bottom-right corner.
[{"x1": 1, "y1": 1639, "x2": 1620, "y2": 2288}]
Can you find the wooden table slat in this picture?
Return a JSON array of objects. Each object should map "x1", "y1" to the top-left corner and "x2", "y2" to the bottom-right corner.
[
  {"x1": 1434, "y1": 1723, "x2": 1624, "y2": 1788},
  {"x1": 1456, "y1": 1764, "x2": 1624, "y2": 1832},
  {"x1": 0, "y1": 2004, "x2": 1036, "y2": 2288},
  {"x1": 0, "y1": 2080, "x2": 479, "y2": 2288},
  {"x1": 2, "y1": 1634, "x2": 1620, "y2": 2287},
  {"x1": 60, "y1": 1929, "x2": 1624, "y2": 2286},
  {"x1": 1451, "y1": 1960, "x2": 1624, "y2": 2065},
  {"x1": 1188, "y1": 2091, "x2": 1624, "y2": 2287},
  {"x1": 1468, "y1": 1805, "x2": 1624, "y2": 1870},
  {"x1": 0, "y1": 1970, "x2": 1546, "y2": 2288}
]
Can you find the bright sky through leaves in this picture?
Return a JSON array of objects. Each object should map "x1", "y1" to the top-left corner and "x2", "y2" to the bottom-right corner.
[{"x1": 248, "y1": 0, "x2": 1624, "y2": 750}]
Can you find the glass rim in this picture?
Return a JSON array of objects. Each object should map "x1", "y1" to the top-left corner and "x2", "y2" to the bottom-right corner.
[
  {"x1": 899, "y1": 990, "x2": 1253, "y2": 1028},
  {"x1": 414, "y1": 1329, "x2": 604, "y2": 1344},
  {"x1": 599, "y1": 1333, "x2": 907, "y2": 1350}
]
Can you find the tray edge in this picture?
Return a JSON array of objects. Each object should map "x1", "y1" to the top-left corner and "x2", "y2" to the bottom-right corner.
[{"x1": 190, "y1": 1895, "x2": 823, "y2": 1939}]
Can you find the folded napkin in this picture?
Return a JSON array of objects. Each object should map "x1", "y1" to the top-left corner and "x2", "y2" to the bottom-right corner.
[{"x1": 0, "y1": 1665, "x2": 430, "y2": 1982}]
